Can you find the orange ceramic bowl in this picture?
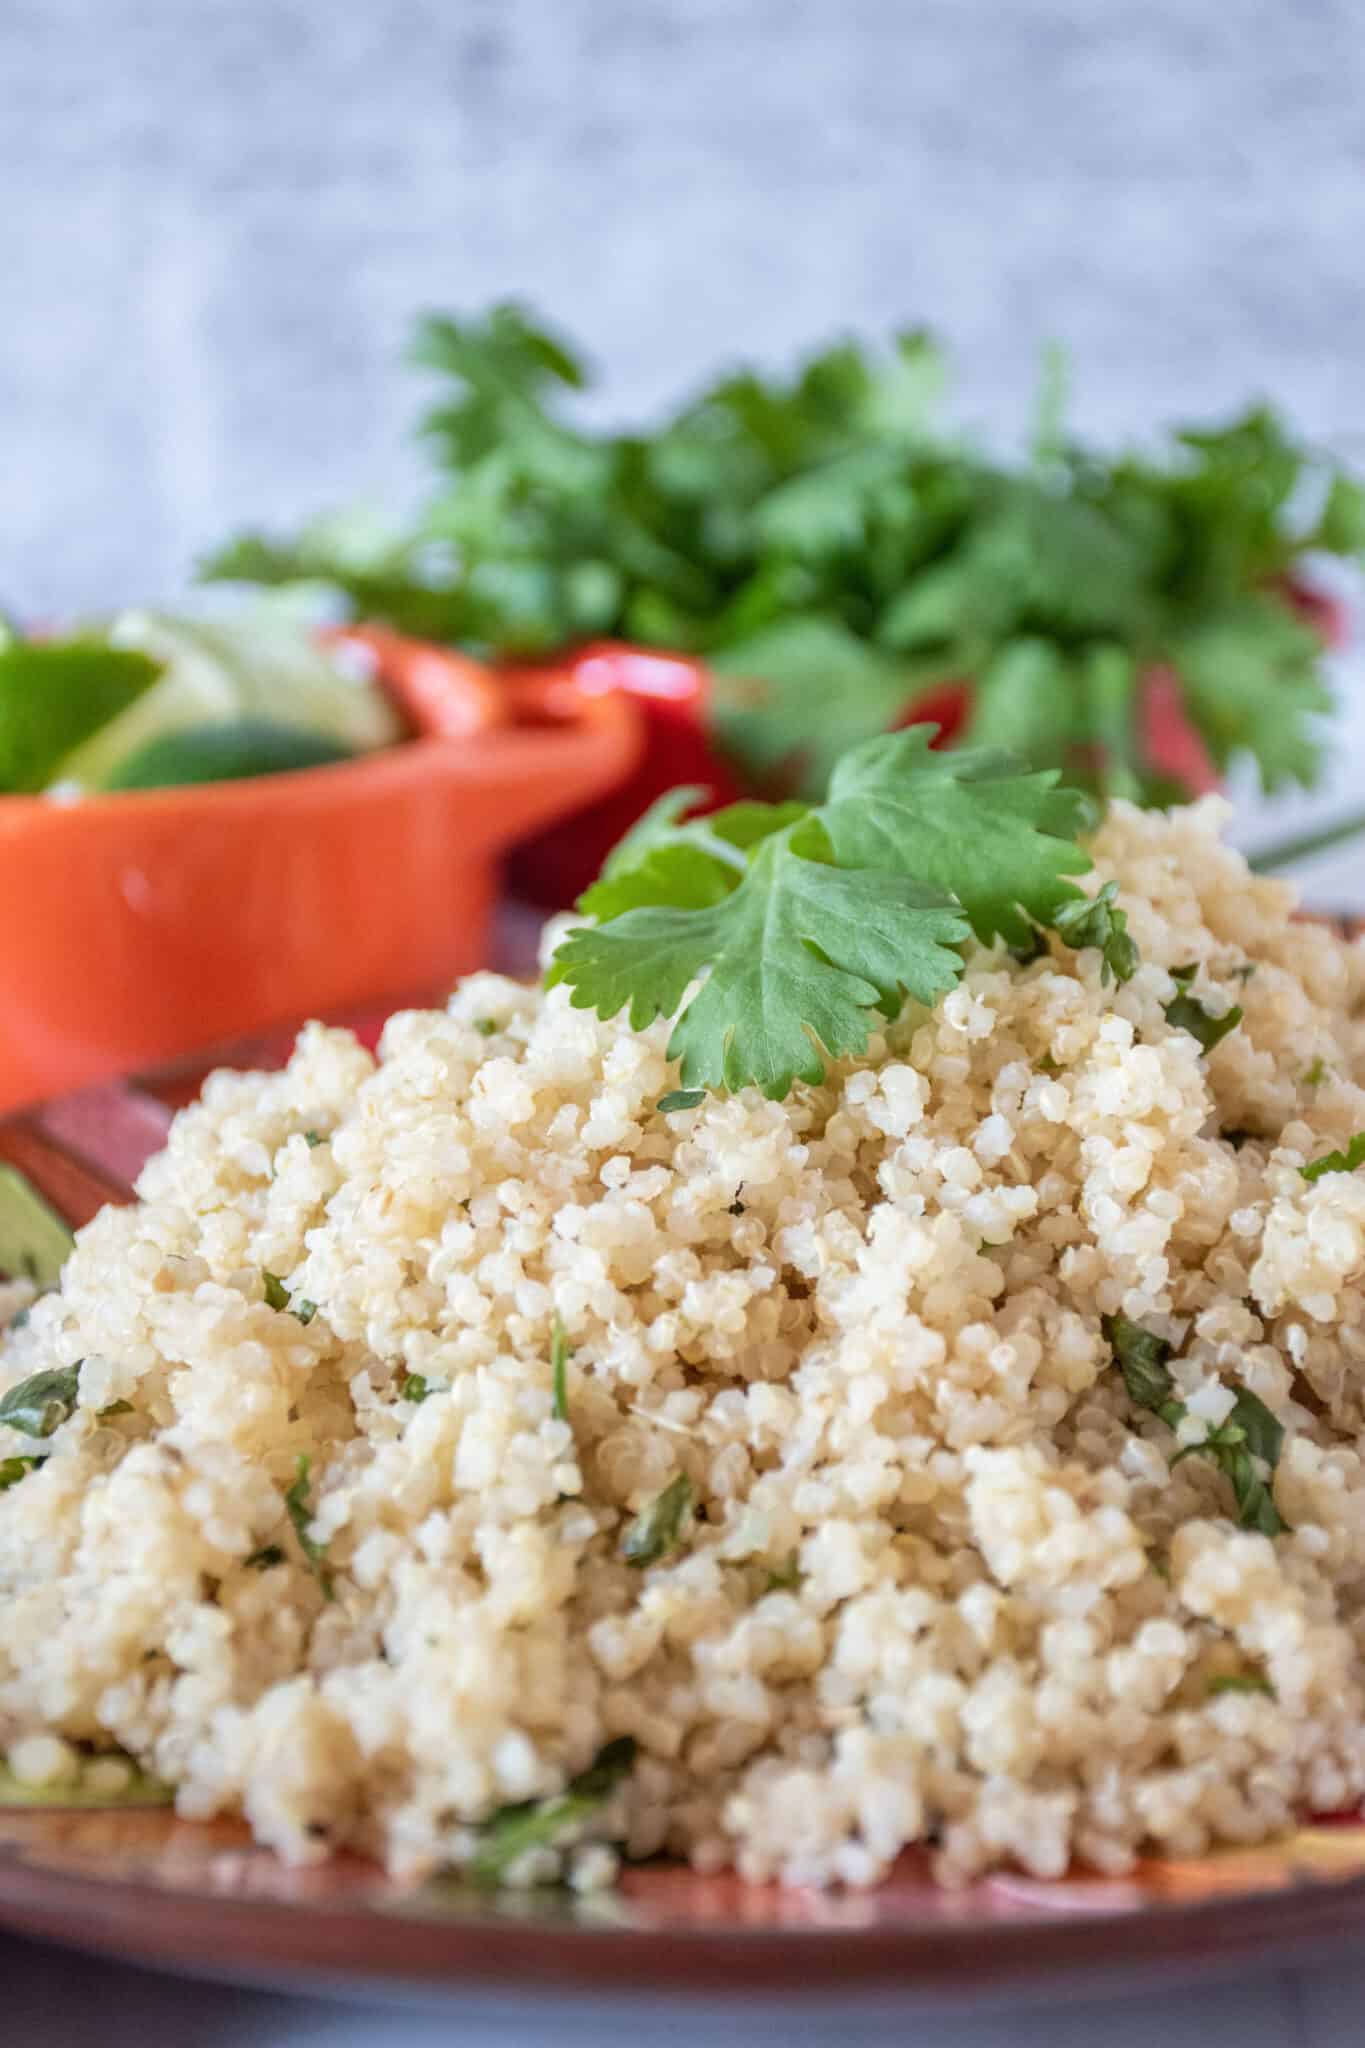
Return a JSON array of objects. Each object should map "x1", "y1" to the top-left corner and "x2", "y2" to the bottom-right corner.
[{"x1": 0, "y1": 625, "x2": 640, "y2": 1116}]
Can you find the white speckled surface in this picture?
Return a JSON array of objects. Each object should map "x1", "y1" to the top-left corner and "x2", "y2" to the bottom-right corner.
[{"x1": 5, "y1": 0, "x2": 1365, "y2": 617}]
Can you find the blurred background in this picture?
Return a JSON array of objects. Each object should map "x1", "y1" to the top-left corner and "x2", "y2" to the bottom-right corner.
[{"x1": 6, "y1": 0, "x2": 1365, "y2": 616}]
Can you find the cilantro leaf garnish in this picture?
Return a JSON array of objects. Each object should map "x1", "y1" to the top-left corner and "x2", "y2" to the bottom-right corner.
[
  {"x1": 1301, "y1": 1133, "x2": 1365, "y2": 1183},
  {"x1": 1208, "y1": 1673, "x2": 1275, "y2": 1699},
  {"x1": 1102, "y1": 1314, "x2": 1180, "y2": 1419},
  {"x1": 1164, "y1": 989, "x2": 1243, "y2": 1053},
  {"x1": 551, "y1": 1315, "x2": 571, "y2": 1422},
  {"x1": 814, "y1": 729, "x2": 1090, "y2": 946},
  {"x1": 0, "y1": 1454, "x2": 46, "y2": 1491},
  {"x1": 262, "y1": 1271, "x2": 318, "y2": 1325},
  {"x1": 621, "y1": 1474, "x2": 694, "y2": 1568},
  {"x1": 554, "y1": 827, "x2": 969, "y2": 1102},
  {"x1": 1051, "y1": 881, "x2": 1139, "y2": 985},
  {"x1": 470, "y1": 1735, "x2": 637, "y2": 1888},
  {"x1": 1169, "y1": 1387, "x2": 1287, "y2": 1537},
  {"x1": 0, "y1": 1364, "x2": 82, "y2": 1439},
  {"x1": 1103, "y1": 1315, "x2": 1287, "y2": 1535},
  {"x1": 284, "y1": 1454, "x2": 334, "y2": 1599},
  {"x1": 550, "y1": 729, "x2": 1101, "y2": 1100}
]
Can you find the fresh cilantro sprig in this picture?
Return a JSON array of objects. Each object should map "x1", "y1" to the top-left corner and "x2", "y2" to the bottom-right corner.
[
  {"x1": 1103, "y1": 1314, "x2": 1287, "y2": 1535},
  {"x1": 1163, "y1": 966, "x2": 1244, "y2": 1053},
  {"x1": 204, "y1": 305, "x2": 1364, "y2": 805},
  {"x1": 550, "y1": 728, "x2": 1107, "y2": 1100},
  {"x1": 1051, "y1": 881, "x2": 1138, "y2": 986},
  {"x1": 0, "y1": 1363, "x2": 82, "y2": 1439}
]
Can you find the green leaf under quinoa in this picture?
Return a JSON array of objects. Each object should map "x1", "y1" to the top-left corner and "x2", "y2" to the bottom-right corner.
[
  {"x1": 1301, "y1": 1133, "x2": 1365, "y2": 1183},
  {"x1": 470, "y1": 1734, "x2": 637, "y2": 1887},
  {"x1": 0, "y1": 1454, "x2": 45, "y2": 1491},
  {"x1": 1171, "y1": 1387, "x2": 1288, "y2": 1538},
  {"x1": 1207, "y1": 1672, "x2": 1275, "y2": 1699},
  {"x1": 0, "y1": 1753, "x2": 174, "y2": 1810},
  {"x1": 0, "y1": 1364, "x2": 82, "y2": 1440},
  {"x1": 1104, "y1": 1317, "x2": 1287, "y2": 1535},
  {"x1": 551, "y1": 1316, "x2": 571, "y2": 1422},
  {"x1": 764, "y1": 1553, "x2": 803, "y2": 1592},
  {"x1": 1008, "y1": 926, "x2": 1052, "y2": 969},
  {"x1": 1101, "y1": 1314, "x2": 1181, "y2": 1421},
  {"x1": 263, "y1": 1270, "x2": 318, "y2": 1324},
  {"x1": 285, "y1": 1455, "x2": 334, "y2": 1599},
  {"x1": 1164, "y1": 990, "x2": 1243, "y2": 1053},
  {"x1": 621, "y1": 1474, "x2": 694, "y2": 1568},
  {"x1": 0, "y1": 1164, "x2": 76, "y2": 1290},
  {"x1": 657, "y1": 1089, "x2": 706, "y2": 1114}
]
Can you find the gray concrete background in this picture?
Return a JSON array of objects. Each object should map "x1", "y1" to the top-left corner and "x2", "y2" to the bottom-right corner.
[{"x1": 4, "y1": 0, "x2": 1363, "y2": 617}]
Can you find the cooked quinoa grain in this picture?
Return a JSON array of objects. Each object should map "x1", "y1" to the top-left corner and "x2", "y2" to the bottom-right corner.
[{"x1": 4, "y1": 798, "x2": 1365, "y2": 1889}]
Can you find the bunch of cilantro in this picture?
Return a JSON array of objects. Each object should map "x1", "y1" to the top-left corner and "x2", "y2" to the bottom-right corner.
[
  {"x1": 205, "y1": 304, "x2": 1365, "y2": 804},
  {"x1": 546, "y1": 726, "x2": 1133, "y2": 1101}
]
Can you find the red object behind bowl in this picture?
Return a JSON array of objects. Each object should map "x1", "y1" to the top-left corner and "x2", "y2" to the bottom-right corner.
[{"x1": 504, "y1": 642, "x2": 743, "y2": 908}]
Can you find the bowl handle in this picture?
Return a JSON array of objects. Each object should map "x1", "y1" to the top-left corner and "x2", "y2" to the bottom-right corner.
[{"x1": 431, "y1": 667, "x2": 644, "y2": 851}]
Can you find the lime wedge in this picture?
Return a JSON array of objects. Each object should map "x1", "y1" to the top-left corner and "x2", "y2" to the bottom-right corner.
[
  {"x1": 52, "y1": 611, "x2": 403, "y2": 791},
  {"x1": 0, "y1": 1165, "x2": 75, "y2": 1288},
  {"x1": 105, "y1": 719, "x2": 355, "y2": 791}
]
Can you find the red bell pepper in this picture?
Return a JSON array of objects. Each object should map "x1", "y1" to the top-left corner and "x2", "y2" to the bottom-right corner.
[{"x1": 504, "y1": 643, "x2": 743, "y2": 909}]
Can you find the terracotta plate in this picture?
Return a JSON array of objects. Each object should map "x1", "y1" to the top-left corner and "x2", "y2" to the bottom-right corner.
[{"x1": 5, "y1": 1017, "x2": 1365, "y2": 2006}]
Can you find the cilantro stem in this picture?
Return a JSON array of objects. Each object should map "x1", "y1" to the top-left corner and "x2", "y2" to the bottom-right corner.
[{"x1": 1246, "y1": 807, "x2": 1365, "y2": 873}]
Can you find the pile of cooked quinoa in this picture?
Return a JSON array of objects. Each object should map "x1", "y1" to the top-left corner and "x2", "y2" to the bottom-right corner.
[{"x1": 3, "y1": 797, "x2": 1365, "y2": 1891}]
